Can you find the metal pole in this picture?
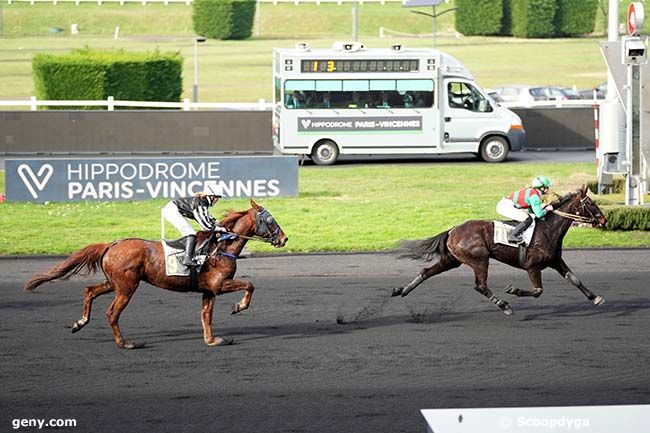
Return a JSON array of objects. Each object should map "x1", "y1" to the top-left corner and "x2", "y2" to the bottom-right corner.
[
  {"x1": 432, "y1": 5, "x2": 435, "y2": 49},
  {"x1": 255, "y1": 0, "x2": 261, "y2": 37},
  {"x1": 193, "y1": 39, "x2": 199, "y2": 103},
  {"x1": 352, "y1": 0, "x2": 358, "y2": 41},
  {"x1": 606, "y1": 0, "x2": 618, "y2": 100},
  {"x1": 598, "y1": 0, "x2": 619, "y2": 193},
  {"x1": 625, "y1": 63, "x2": 633, "y2": 204}
]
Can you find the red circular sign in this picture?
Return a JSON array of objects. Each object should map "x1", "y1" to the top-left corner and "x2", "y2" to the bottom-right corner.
[{"x1": 628, "y1": 2, "x2": 644, "y2": 36}]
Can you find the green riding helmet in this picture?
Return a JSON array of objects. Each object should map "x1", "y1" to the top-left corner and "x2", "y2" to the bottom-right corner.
[{"x1": 532, "y1": 175, "x2": 552, "y2": 189}]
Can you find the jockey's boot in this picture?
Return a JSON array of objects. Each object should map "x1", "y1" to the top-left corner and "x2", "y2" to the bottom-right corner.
[
  {"x1": 180, "y1": 234, "x2": 200, "y2": 268},
  {"x1": 507, "y1": 217, "x2": 533, "y2": 244}
]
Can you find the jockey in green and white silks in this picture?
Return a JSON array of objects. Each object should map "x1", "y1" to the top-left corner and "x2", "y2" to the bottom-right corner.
[
  {"x1": 162, "y1": 184, "x2": 227, "y2": 267},
  {"x1": 496, "y1": 175, "x2": 554, "y2": 243}
]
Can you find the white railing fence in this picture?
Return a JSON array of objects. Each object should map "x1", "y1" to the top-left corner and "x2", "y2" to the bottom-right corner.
[
  {"x1": 0, "y1": 96, "x2": 598, "y2": 110},
  {"x1": 5, "y1": 0, "x2": 417, "y2": 5},
  {"x1": 0, "y1": 97, "x2": 273, "y2": 111}
]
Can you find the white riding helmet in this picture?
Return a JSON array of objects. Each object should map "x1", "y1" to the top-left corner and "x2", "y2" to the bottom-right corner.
[{"x1": 203, "y1": 183, "x2": 223, "y2": 197}]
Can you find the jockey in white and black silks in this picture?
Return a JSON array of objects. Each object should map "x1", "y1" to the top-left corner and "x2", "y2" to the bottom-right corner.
[
  {"x1": 162, "y1": 184, "x2": 227, "y2": 267},
  {"x1": 496, "y1": 175, "x2": 554, "y2": 243}
]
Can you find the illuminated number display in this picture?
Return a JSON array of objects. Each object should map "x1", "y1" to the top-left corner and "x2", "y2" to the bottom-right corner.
[{"x1": 301, "y1": 59, "x2": 419, "y2": 73}]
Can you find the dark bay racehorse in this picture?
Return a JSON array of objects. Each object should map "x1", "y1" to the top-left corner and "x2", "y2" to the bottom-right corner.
[
  {"x1": 392, "y1": 186, "x2": 607, "y2": 315},
  {"x1": 24, "y1": 199, "x2": 287, "y2": 349}
]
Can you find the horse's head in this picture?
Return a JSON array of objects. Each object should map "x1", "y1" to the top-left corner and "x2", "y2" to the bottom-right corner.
[
  {"x1": 250, "y1": 198, "x2": 288, "y2": 248},
  {"x1": 556, "y1": 185, "x2": 607, "y2": 228}
]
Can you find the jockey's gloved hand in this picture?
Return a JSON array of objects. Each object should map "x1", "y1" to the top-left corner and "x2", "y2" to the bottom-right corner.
[
  {"x1": 214, "y1": 226, "x2": 228, "y2": 233},
  {"x1": 545, "y1": 205, "x2": 554, "y2": 212}
]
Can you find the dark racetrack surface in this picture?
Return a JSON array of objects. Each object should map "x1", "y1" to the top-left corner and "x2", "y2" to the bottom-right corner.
[{"x1": 1, "y1": 250, "x2": 649, "y2": 433}]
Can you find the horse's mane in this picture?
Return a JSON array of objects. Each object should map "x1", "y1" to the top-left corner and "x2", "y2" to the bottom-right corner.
[
  {"x1": 550, "y1": 190, "x2": 580, "y2": 208},
  {"x1": 219, "y1": 208, "x2": 251, "y2": 231}
]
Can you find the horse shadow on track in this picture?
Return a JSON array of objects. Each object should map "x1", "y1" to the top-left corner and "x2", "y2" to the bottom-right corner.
[
  {"x1": 126, "y1": 309, "x2": 480, "y2": 347},
  {"x1": 516, "y1": 297, "x2": 650, "y2": 321}
]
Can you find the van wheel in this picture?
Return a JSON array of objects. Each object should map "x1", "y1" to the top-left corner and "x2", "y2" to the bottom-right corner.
[
  {"x1": 479, "y1": 136, "x2": 509, "y2": 163},
  {"x1": 311, "y1": 140, "x2": 339, "y2": 165}
]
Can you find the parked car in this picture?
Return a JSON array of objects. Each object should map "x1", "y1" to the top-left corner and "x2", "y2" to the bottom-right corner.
[
  {"x1": 490, "y1": 85, "x2": 545, "y2": 106},
  {"x1": 530, "y1": 86, "x2": 583, "y2": 101}
]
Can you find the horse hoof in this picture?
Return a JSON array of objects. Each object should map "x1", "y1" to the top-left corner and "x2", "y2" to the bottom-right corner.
[
  {"x1": 119, "y1": 340, "x2": 137, "y2": 350},
  {"x1": 69, "y1": 319, "x2": 86, "y2": 333},
  {"x1": 502, "y1": 307, "x2": 514, "y2": 316},
  {"x1": 231, "y1": 304, "x2": 243, "y2": 314},
  {"x1": 391, "y1": 288, "x2": 403, "y2": 297},
  {"x1": 206, "y1": 337, "x2": 234, "y2": 347},
  {"x1": 504, "y1": 284, "x2": 516, "y2": 295},
  {"x1": 593, "y1": 296, "x2": 605, "y2": 306}
]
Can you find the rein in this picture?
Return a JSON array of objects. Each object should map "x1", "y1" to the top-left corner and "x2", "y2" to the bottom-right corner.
[
  {"x1": 551, "y1": 197, "x2": 597, "y2": 224},
  {"x1": 551, "y1": 210, "x2": 593, "y2": 224},
  {"x1": 229, "y1": 233, "x2": 273, "y2": 243}
]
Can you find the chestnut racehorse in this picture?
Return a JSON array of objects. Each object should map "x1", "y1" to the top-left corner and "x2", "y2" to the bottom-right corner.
[
  {"x1": 25, "y1": 199, "x2": 288, "y2": 349},
  {"x1": 392, "y1": 186, "x2": 607, "y2": 315}
]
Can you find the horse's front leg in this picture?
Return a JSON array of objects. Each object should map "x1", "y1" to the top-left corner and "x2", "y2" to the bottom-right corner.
[
  {"x1": 219, "y1": 279, "x2": 255, "y2": 314},
  {"x1": 505, "y1": 267, "x2": 544, "y2": 298},
  {"x1": 201, "y1": 292, "x2": 233, "y2": 347},
  {"x1": 551, "y1": 258, "x2": 605, "y2": 306}
]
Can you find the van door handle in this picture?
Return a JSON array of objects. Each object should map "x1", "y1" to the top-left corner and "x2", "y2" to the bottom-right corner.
[
  {"x1": 444, "y1": 132, "x2": 450, "y2": 141},
  {"x1": 444, "y1": 117, "x2": 451, "y2": 122}
]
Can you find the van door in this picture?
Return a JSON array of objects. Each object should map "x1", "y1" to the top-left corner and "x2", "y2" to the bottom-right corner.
[{"x1": 442, "y1": 79, "x2": 497, "y2": 152}]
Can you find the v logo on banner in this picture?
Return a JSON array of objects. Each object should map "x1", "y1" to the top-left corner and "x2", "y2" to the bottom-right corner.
[
  {"x1": 17, "y1": 163, "x2": 54, "y2": 199},
  {"x1": 300, "y1": 119, "x2": 311, "y2": 129}
]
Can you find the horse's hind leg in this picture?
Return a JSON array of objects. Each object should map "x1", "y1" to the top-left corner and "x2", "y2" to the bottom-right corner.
[
  {"x1": 505, "y1": 268, "x2": 544, "y2": 298},
  {"x1": 470, "y1": 263, "x2": 513, "y2": 316},
  {"x1": 69, "y1": 280, "x2": 114, "y2": 333},
  {"x1": 392, "y1": 255, "x2": 461, "y2": 297},
  {"x1": 106, "y1": 286, "x2": 138, "y2": 349}
]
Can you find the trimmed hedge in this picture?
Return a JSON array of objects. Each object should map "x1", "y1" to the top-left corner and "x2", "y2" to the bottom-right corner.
[
  {"x1": 32, "y1": 48, "x2": 182, "y2": 110},
  {"x1": 193, "y1": 0, "x2": 256, "y2": 40},
  {"x1": 602, "y1": 206, "x2": 650, "y2": 231},
  {"x1": 554, "y1": 0, "x2": 597, "y2": 36},
  {"x1": 511, "y1": 0, "x2": 557, "y2": 38},
  {"x1": 455, "y1": 0, "x2": 504, "y2": 36}
]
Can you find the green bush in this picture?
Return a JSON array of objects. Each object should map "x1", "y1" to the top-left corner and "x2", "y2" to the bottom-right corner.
[
  {"x1": 588, "y1": 178, "x2": 626, "y2": 195},
  {"x1": 32, "y1": 48, "x2": 182, "y2": 110},
  {"x1": 602, "y1": 205, "x2": 650, "y2": 231},
  {"x1": 555, "y1": 0, "x2": 598, "y2": 36},
  {"x1": 511, "y1": 0, "x2": 557, "y2": 38},
  {"x1": 192, "y1": 0, "x2": 256, "y2": 40},
  {"x1": 455, "y1": 0, "x2": 504, "y2": 36}
]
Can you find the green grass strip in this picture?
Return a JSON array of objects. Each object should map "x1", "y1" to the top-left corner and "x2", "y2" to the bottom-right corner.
[{"x1": 1, "y1": 162, "x2": 648, "y2": 255}]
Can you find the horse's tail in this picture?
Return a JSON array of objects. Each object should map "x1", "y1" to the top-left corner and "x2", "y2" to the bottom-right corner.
[
  {"x1": 24, "y1": 243, "x2": 112, "y2": 292},
  {"x1": 397, "y1": 229, "x2": 450, "y2": 263}
]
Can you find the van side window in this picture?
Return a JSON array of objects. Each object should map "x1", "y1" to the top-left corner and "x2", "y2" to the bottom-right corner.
[
  {"x1": 284, "y1": 79, "x2": 434, "y2": 109},
  {"x1": 447, "y1": 82, "x2": 493, "y2": 113}
]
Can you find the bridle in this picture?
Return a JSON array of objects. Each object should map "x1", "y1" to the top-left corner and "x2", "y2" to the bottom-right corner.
[
  {"x1": 253, "y1": 208, "x2": 282, "y2": 245},
  {"x1": 214, "y1": 208, "x2": 280, "y2": 245},
  {"x1": 552, "y1": 196, "x2": 599, "y2": 225}
]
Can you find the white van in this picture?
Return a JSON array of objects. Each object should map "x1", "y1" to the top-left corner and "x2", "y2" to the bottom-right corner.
[{"x1": 272, "y1": 42, "x2": 525, "y2": 165}]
